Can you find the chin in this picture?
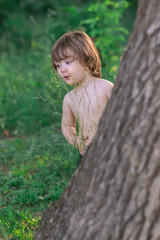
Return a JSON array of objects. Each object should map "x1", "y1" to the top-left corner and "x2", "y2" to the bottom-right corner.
[{"x1": 66, "y1": 81, "x2": 75, "y2": 86}]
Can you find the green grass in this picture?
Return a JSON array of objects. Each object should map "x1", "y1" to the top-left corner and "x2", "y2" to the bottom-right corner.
[{"x1": 0, "y1": 124, "x2": 78, "y2": 239}]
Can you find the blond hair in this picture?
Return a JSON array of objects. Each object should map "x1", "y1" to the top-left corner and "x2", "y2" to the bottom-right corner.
[{"x1": 51, "y1": 30, "x2": 102, "y2": 78}]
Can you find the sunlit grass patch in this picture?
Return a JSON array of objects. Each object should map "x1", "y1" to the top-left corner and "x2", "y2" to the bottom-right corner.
[{"x1": 0, "y1": 207, "x2": 41, "y2": 240}]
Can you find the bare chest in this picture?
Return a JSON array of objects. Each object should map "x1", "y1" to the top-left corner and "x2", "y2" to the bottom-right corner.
[{"x1": 70, "y1": 89, "x2": 107, "y2": 122}]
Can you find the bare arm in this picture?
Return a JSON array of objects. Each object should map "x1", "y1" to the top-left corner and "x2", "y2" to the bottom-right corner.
[
  {"x1": 61, "y1": 94, "x2": 76, "y2": 145},
  {"x1": 61, "y1": 94, "x2": 86, "y2": 154}
]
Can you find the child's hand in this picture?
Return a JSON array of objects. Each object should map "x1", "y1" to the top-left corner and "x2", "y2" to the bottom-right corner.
[{"x1": 75, "y1": 136, "x2": 92, "y2": 155}]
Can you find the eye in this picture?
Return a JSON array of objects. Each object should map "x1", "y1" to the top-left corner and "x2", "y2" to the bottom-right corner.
[
  {"x1": 66, "y1": 60, "x2": 71, "y2": 65},
  {"x1": 56, "y1": 64, "x2": 61, "y2": 68}
]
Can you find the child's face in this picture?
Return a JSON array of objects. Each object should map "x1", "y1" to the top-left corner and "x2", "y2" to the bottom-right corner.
[{"x1": 55, "y1": 58, "x2": 88, "y2": 86}]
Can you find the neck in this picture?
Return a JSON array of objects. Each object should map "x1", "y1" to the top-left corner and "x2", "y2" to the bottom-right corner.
[{"x1": 75, "y1": 74, "x2": 95, "y2": 90}]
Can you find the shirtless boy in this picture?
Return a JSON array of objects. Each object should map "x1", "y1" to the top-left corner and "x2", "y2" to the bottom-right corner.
[{"x1": 51, "y1": 30, "x2": 114, "y2": 157}]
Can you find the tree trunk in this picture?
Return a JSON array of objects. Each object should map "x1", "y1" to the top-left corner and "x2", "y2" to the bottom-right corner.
[{"x1": 35, "y1": 0, "x2": 160, "y2": 239}]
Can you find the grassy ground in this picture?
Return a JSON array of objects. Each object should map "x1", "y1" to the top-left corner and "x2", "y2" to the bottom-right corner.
[{"x1": 0, "y1": 124, "x2": 78, "y2": 239}]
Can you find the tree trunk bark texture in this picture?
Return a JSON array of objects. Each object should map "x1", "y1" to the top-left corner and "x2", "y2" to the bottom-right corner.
[{"x1": 35, "y1": 0, "x2": 160, "y2": 239}]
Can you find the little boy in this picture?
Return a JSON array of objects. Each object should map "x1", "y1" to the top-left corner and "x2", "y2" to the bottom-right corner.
[{"x1": 51, "y1": 30, "x2": 114, "y2": 158}]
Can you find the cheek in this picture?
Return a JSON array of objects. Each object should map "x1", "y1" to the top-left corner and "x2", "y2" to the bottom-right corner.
[{"x1": 57, "y1": 68, "x2": 61, "y2": 75}]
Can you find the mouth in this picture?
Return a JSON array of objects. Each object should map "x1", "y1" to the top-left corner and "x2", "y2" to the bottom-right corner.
[{"x1": 63, "y1": 75, "x2": 70, "y2": 80}]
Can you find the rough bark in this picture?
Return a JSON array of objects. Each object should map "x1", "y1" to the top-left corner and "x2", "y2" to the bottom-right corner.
[{"x1": 35, "y1": 0, "x2": 160, "y2": 239}]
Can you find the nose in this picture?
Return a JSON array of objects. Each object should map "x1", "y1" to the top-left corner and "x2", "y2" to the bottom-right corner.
[{"x1": 60, "y1": 65, "x2": 67, "y2": 73}]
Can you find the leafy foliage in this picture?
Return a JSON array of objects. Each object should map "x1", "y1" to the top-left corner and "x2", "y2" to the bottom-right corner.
[{"x1": 81, "y1": 0, "x2": 129, "y2": 79}]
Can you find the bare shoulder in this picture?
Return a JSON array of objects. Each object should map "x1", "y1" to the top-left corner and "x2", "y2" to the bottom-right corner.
[
  {"x1": 96, "y1": 78, "x2": 114, "y2": 98},
  {"x1": 63, "y1": 89, "x2": 74, "y2": 103},
  {"x1": 63, "y1": 90, "x2": 72, "y2": 107},
  {"x1": 98, "y1": 78, "x2": 114, "y2": 88}
]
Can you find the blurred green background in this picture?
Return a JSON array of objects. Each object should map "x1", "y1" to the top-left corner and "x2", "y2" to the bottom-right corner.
[{"x1": 0, "y1": 0, "x2": 138, "y2": 239}]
